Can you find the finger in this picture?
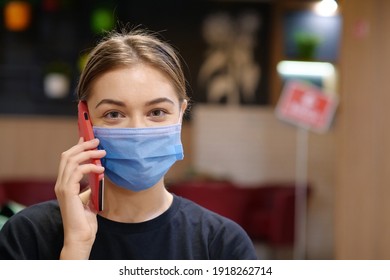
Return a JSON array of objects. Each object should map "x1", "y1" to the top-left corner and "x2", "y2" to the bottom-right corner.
[
  {"x1": 57, "y1": 139, "x2": 102, "y2": 181},
  {"x1": 65, "y1": 138, "x2": 101, "y2": 157},
  {"x1": 79, "y1": 188, "x2": 91, "y2": 205},
  {"x1": 56, "y1": 163, "x2": 105, "y2": 197},
  {"x1": 70, "y1": 149, "x2": 106, "y2": 166},
  {"x1": 57, "y1": 138, "x2": 93, "y2": 174},
  {"x1": 65, "y1": 162, "x2": 105, "y2": 185}
]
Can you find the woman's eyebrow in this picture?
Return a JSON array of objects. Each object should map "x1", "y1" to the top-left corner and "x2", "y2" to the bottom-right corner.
[
  {"x1": 145, "y1": 97, "x2": 175, "y2": 106},
  {"x1": 95, "y1": 99, "x2": 126, "y2": 109}
]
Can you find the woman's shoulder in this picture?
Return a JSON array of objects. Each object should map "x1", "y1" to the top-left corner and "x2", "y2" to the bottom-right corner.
[
  {"x1": 4, "y1": 200, "x2": 61, "y2": 228},
  {"x1": 18, "y1": 199, "x2": 59, "y2": 214},
  {"x1": 0, "y1": 200, "x2": 63, "y2": 259},
  {"x1": 173, "y1": 194, "x2": 246, "y2": 232},
  {"x1": 172, "y1": 194, "x2": 258, "y2": 259}
]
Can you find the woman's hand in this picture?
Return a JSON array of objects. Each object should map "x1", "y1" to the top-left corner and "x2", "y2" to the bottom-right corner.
[{"x1": 54, "y1": 138, "x2": 106, "y2": 259}]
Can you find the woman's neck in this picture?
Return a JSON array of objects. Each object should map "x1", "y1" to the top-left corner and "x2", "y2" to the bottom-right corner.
[{"x1": 99, "y1": 179, "x2": 173, "y2": 223}]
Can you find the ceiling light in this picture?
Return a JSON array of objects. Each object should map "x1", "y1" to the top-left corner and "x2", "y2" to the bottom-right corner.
[{"x1": 314, "y1": 0, "x2": 338, "y2": 17}]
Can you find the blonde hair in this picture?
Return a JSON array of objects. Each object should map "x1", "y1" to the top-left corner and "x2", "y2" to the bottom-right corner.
[{"x1": 77, "y1": 29, "x2": 189, "y2": 103}]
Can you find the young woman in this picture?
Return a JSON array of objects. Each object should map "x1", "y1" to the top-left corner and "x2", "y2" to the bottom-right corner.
[{"x1": 0, "y1": 29, "x2": 257, "y2": 260}]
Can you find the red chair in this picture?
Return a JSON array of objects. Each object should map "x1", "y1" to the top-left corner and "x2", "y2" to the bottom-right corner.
[
  {"x1": 169, "y1": 180, "x2": 309, "y2": 248},
  {"x1": 1, "y1": 179, "x2": 57, "y2": 206},
  {"x1": 243, "y1": 186, "x2": 297, "y2": 246},
  {"x1": 168, "y1": 180, "x2": 248, "y2": 226}
]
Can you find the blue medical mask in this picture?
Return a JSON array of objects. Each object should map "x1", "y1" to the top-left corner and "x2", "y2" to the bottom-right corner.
[{"x1": 93, "y1": 123, "x2": 184, "y2": 192}]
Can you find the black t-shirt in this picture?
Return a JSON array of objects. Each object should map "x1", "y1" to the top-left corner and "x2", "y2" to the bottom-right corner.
[{"x1": 0, "y1": 194, "x2": 257, "y2": 260}]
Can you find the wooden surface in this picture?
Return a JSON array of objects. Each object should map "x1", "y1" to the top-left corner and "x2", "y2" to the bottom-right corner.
[{"x1": 335, "y1": 0, "x2": 390, "y2": 259}]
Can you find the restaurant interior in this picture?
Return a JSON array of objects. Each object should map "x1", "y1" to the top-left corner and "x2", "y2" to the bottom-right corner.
[{"x1": 1, "y1": 0, "x2": 390, "y2": 260}]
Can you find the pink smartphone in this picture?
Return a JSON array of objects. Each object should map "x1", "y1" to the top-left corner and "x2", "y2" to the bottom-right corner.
[{"x1": 77, "y1": 101, "x2": 104, "y2": 211}]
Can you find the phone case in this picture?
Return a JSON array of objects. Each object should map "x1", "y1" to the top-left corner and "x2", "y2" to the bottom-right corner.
[{"x1": 77, "y1": 101, "x2": 104, "y2": 211}]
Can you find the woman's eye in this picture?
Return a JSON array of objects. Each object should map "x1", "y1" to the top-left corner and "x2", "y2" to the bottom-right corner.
[
  {"x1": 104, "y1": 111, "x2": 123, "y2": 119},
  {"x1": 149, "y1": 109, "x2": 166, "y2": 118}
]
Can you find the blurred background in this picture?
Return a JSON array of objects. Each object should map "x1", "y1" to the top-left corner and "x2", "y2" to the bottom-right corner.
[{"x1": 1, "y1": 0, "x2": 390, "y2": 260}]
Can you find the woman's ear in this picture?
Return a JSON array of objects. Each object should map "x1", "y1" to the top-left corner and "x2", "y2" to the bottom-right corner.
[{"x1": 180, "y1": 99, "x2": 188, "y2": 119}]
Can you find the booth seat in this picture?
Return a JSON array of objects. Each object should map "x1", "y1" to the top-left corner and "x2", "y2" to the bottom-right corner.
[
  {"x1": 0, "y1": 179, "x2": 57, "y2": 207},
  {"x1": 169, "y1": 180, "x2": 310, "y2": 247},
  {"x1": 0, "y1": 179, "x2": 58, "y2": 229},
  {"x1": 0, "y1": 178, "x2": 308, "y2": 247}
]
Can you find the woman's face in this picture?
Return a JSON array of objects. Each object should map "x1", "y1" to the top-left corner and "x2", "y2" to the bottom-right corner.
[{"x1": 87, "y1": 64, "x2": 185, "y2": 128}]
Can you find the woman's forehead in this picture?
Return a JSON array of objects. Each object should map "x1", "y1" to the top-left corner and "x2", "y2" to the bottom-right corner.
[{"x1": 88, "y1": 65, "x2": 180, "y2": 105}]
